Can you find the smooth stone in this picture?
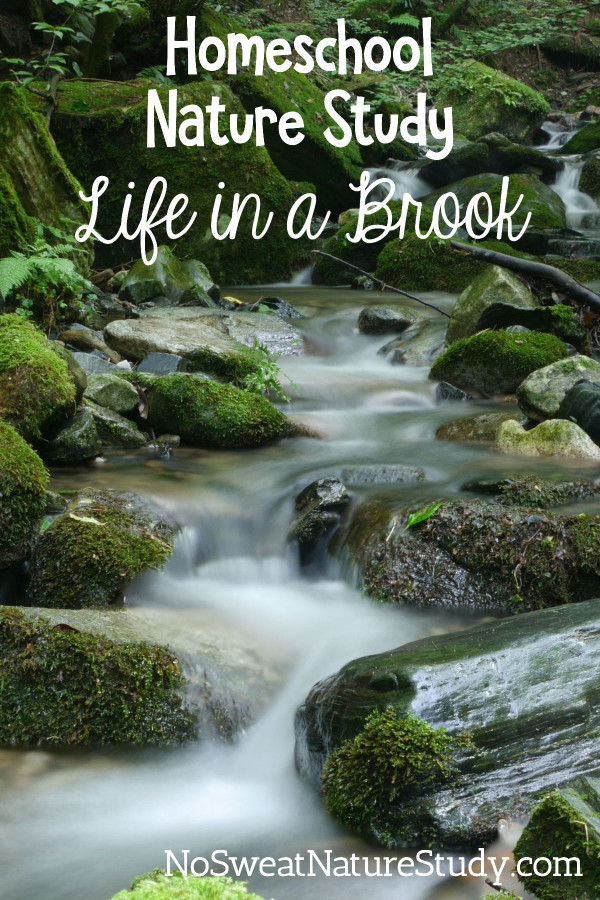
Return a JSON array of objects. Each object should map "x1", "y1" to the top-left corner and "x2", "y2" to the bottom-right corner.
[
  {"x1": 137, "y1": 352, "x2": 189, "y2": 376},
  {"x1": 447, "y1": 265, "x2": 538, "y2": 343},
  {"x1": 84, "y1": 373, "x2": 139, "y2": 414},
  {"x1": 496, "y1": 419, "x2": 600, "y2": 459},
  {"x1": 104, "y1": 308, "x2": 305, "y2": 363},
  {"x1": 358, "y1": 305, "x2": 421, "y2": 335},
  {"x1": 380, "y1": 323, "x2": 446, "y2": 366},
  {"x1": 517, "y1": 355, "x2": 600, "y2": 421},
  {"x1": 436, "y1": 411, "x2": 522, "y2": 443},
  {"x1": 41, "y1": 408, "x2": 102, "y2": 465},
  {"x1": 84, "y1": 400, "x2": 147, "y2": 449},
  {"x1": 119, "y1": 245, "x2": 216, "y2": 306},
  {"x1": 73, "y1": 352, "x2": 118, "y2": 376},
  {"x1": 60, "y1": 324, "x2": 120, "y2": 363},
  {"x1": 289, "y1": 477, "x2": 351, "y2": 569}
]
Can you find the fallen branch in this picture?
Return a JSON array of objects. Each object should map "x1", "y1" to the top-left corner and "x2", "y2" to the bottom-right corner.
[
  {"x1": 311, "y1": 250, "x2": 450, "y2": 318},
  {"x1": 450, "y1": 241, "x2": 600, "y2": 314}
]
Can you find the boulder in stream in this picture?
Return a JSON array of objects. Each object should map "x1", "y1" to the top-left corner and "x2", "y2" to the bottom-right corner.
[
  {"x1": 145, "y1": 375, "x2": 300, "y2": 450},
  {"x1": 339, "y1": 495, "x2": 600, "y2": 612},
  {"x1": 496, "y1": 418, "x2": 600, "y2": 460},
  {"x1": 119, "y1": 246, "x2": 217, "y2": 307},
  {"x1": 358, "y1": 305, "x2": 421, "y2": 335},
  {"x1": 477, "y1": 303, "x2": 590, "y2": 353},
  {"x1": 295, "y1": 599, "x2": 600, "y2": 847},
  {"x1": 558, "y1": 379, "x2": 600, "y2": 446},
  {"x1": 516, "y1": 354, "x2": 600, "y2": 421},
  {"x1": 435, "y1": 61, "x2": 549, "y2": 143},
  {"x1": 28, "y1": 489, "x2": 178, "y2": 608},
  {"x1": 446, "y1": 265, "x2": 539, "y2": 343},
  {"x1": 430, "y1": 331, "x2": 569, "y2": 396},
  {"x1": 436, "y1": 411, "x2": 523, "y2": 443},
  {"x1": 104, "y1": 308, "x2": 304, "y2": 383},
  {"x1": 0, "y1": 420, "x2": 48, "y2": 569},
  {"x1": 289, "y1": 477, "x2": 351, "y2": 568}
]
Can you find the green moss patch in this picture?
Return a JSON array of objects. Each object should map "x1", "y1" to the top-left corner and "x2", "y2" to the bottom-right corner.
[
  {"x1": 0, "y1": 606, "x2": 196, "y2": 747},
  {"x1": 0, "y1": 420, "x2": 48, "y2": 568},
  {"x1": 146, "y1": 374, "x2": 298, "y2": 449},
  {"x1": 28, "y1": 489, "x2": 177, "y2": 609},
  {"x1": 112, "y1": 871, "x2": 267, "y2": 899},
  {"x1": 0, "y1": 314, "x2": 77, "y2": 442},
  {"x1": 430, "y1": 331, "x2": 569, "y2": 396},
  {"x1": 322, "y1": 708, "x2": 458, "y2": 846}
]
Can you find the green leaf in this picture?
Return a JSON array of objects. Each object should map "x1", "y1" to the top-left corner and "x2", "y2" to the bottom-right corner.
[{"x1": 404, "y1": 502, "x2": 443, "y2": 531}]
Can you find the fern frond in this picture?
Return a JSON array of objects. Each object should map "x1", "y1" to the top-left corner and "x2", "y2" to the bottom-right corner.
[
  {"x1": 0, "y1": 257, "x2": 34, "y2": 298},
  {"x1": 390, "y1": 13, "x2": 420, "y2": 27}
]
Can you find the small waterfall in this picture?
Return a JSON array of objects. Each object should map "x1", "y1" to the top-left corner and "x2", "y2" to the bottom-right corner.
[
  {"x1": 537, "y1": 119, "x2": 579, "y2": 151},
  {"x1": 290, "y1": 264, "x2": 314, "y2": 286},
  {"x1": 365, "y1": 162, "x2": 431, "y2": 201},
  {"x1": 552, "y1": 157, "x2": 600, "y2": 231}
]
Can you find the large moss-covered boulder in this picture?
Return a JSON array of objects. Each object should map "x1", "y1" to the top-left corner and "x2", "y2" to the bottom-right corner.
[
  {"x1": 27, "y1": 489, "x2": 178, "y2": 608},
  {"x1": 514, "y1": 778, "x2": 600, "y2": 900},
  {"x1": 0, "y1": 419, "x2": 48, "y2": 568},
  {"x1": 104, "y1": 308, "x2": 304, "y2": 382},
  {"x1": 112, "y1": 872, "x2": 268, "y2": 899},
  {"x1": 119, "y1": 246, "x2": 216, "y2": 306},
  {"x1": 0, "y1": 82, "x2": 91, "y2": 265},
  {"x1": 516, "y1": 355, "x2": 600, "y2": 421},
  {"x1": 313, "y1": 203, "x2": 434, "y2": 285},
  {"x1": 0, "y1": 314, "x2": 77, "y2": 442},
  {"x1": 47, "y1": 80, "x2": 310, "y2": 283},
  {"x1": 435, "y1": 61, "x2": 550, "y2": 143},
  {"x1": 430, "y1": 331, "x2": 569, "y2": 396},
  {"x1": 0, "y1": 605, "x2": 197, "y2": 747},
  {"x1": 496, "y1": 418, "x2": 600, "y2": 460},
  {"x1": 447, "y1": 266, "x2": 538, "y2": 343},
  {"x1": 295, "y1": 599, "x2": 600, "y2": 847},
  {"x1": 563, "y1": 120, "x2": 600, "y2": 154},
  {"x1": 477, "y1": 303, "x2": 590, "y2": 354},
  {"x1": 146, "y1": 374, "x2": 298, "y2": 449},
  {"x1": 338, "y1": 495, "x2": 600, "y2": 612},
  {"x1": 374, "y1": 234, "x2": 486, "y2": 293},
  {"x1": 424, "y1": 172, "x2": 566, "y2": 234},
  {"x1": 0, "y1": 601, "x2": 287, "y2": 747}
]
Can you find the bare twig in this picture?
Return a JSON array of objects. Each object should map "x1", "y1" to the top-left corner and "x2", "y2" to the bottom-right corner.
[{"x1": 311, "y1": 250, "x2": 451, "y2": 318}]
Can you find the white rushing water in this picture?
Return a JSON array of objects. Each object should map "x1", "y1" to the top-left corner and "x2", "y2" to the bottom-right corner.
[
  {"x1": 552, "y1": 157, "x2": 600, "y2": 231},
  {"x1": 2, "y1": 288, "x2": 559, "y2": 900}
]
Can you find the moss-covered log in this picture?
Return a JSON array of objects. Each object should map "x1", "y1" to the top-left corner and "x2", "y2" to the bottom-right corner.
[{"x1": 295, "y1": 599, "x2": 600, "y2": 848}]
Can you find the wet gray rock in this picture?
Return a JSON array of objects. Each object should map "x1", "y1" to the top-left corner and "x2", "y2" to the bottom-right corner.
[
  {"x1": 41, "y1": 408, "x2": 102, "y2": 465},
  {"x1": 558, "y1": 379, "x2": 600, "y2": 446},
  {"x1": 119, "y1": 246, "x2": 216, "y2": 307},
  {"x1": 463, "y1": 474, "x2": 600, "y2": 508},
  {"x1": 358, "y1": 306, "x2": 421, "y2": 335},
  {"x1": 436, "y1": 411, "x2": 522, "y2": 443},
  {"x1": 60, "y1": 324, "x2": 121, "y2": 363},
  {"x1": 84, "y1": 373, "x2": 139, "y2": 414},
  {"x1": 73, "y1": 352, "x2": 118, "y2": 376},
  {"x1": 496, "y1": 418, "x2": 600, "y2": 459},
  {"x1": 517, "y1": 355, "x2": 600, "y2": 420},
  {"x1": 289, "y1": 477, "x2": 351, "y2": 569},
  {"x1": 85, "y1": 400, "x2": 147, "y2": 449},
  {"x1": 380, "y1": 323, "x2": 446, "y2": 366},
  {"x1": 138, "y1": 352, "x2": 189, "y2": 376},
  {"x1": 246, "y1": 297, "x2": 304, "y2": 320},
  {"x1": 435, "y1": 382, "x2": 472, "y2": 402},
  {"x1": 295, "y1": 599, "x2": 600, "y2": 847}
]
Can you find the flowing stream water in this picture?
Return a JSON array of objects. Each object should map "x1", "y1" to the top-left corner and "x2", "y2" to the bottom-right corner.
[{"x1": 4, "y1": 287, "x2": 600, "y2": 900}]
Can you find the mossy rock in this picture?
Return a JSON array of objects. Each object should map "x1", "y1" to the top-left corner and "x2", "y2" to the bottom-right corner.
[
  {"x1": 146, "y1": 374, "x2": 298, "y2": 449},
  {"x1": 45, "y1": 80, "x2": 310, "y2": 284},
  {"x1": 112, "y1": 871, "x2": 267, "y2": 899},
  {"x1": 424, "y1": 172, "x2": 566, "y2": 233},
  {"x1": 464, "y1": 474, "x2": 600, "y2": 509},
  {"x1": 322, "y1": 708, "x2": 459, "y2": 846},
  {"x1": 313, "y1": 203, "x2": 434, "y2": 285},
  {"x1": 516, "y1": 354, "x2": 600, "y2": 421},
  {"x1": 580, "y1": 151, "x2": 600, "y2": 201},
  {"x1": 436, "y1": 410, "x2": 522, "y2": 444},
  {"x1": 514, "y1": 777, "x2": 600, "y2": 899},
  {"x1": 41, "y1": 407, "x2": 102, "y2": 465},
  {"x1": 0, "y1": 419, "x2": 48, "y2": 568},
  {"x1": 447, "y1": 265, "x2": 538, "y2": 343},
  {"x1": 27, "y1": 489, "x2": 178, "y2": 608},
  {"x1": 563, "y1": 120, "x2": 600, "y2": 154},
  {"x1": 436, "y1": 60, "x2": 550, "y2": 143},
  {"x1": 233, "y1": 67, "x2": 362, "y2": 213},
  {"x1": 119, "y1": 245, "x2": 215, "y2": 306},
  {"x1": 296, "y1": 598, "x2": 600, "y2": 846},
  {"x1": 0, "y1": 82, "x2": 92, "y2": 268},
  {"x1": 0, "y1": 314, "x2": 77, "y2": 442},
  {"x1": 544, "y1": 32, "x2": 600, "y2": 71},
  {"x1": 496, "y1": 419, "x2": 600, "y2": 460},
  {"x1": 338, "y1": 495, "x2": 600, "y2": 612},
  {"x1": 375, "y1": 234, "x2": 487, "y2": 292},
  {"x1": 430, "y1": 331, "x2": 569, "y2": 396},
  {"x1": 0, "y1": 605, "x2": 197, "y2": 747},
  {"x1": 477, "y1": 303, "x2": 590, "y2": 354}
]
